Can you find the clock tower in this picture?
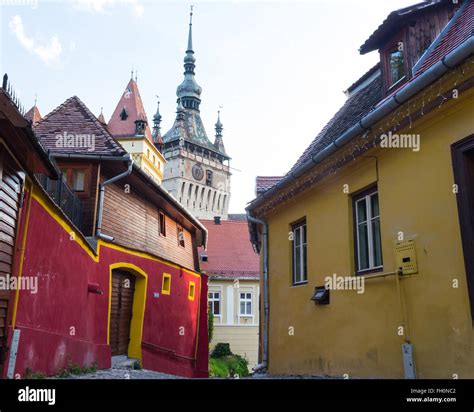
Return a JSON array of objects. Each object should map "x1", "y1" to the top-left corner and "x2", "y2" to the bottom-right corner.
[{"x1": 162, "y1": 10, "x2": 231, "y2": 220}]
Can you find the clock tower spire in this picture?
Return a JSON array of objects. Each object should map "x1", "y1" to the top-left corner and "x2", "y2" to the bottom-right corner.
[{"x1": 161, "y1": 8, "x2": 231, "y2": 220}]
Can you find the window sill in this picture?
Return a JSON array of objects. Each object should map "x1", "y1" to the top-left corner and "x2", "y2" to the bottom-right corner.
[
  {"x1": 356, "y1": 266, "x2": 383, "y2": 276},
  {"x1": 292, "y1": 281, "x2": 308, "y2": 287}
]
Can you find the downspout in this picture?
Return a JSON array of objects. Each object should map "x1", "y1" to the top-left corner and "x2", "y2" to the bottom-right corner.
[
  {"x1": 96, "y1": 155, "x2": 133, "y2": 241},
  {"x1": 247, "y1": 213, "x2": 269, "y2": 372}
]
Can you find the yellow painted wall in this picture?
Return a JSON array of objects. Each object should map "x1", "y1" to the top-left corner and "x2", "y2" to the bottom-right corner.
[
  {"x1": 209, "y1": 279, "x2": 260, "y2": 368},
  {"x1": 118, "y1": 138, "x2": 165, "y2": 183},
  {"x1": 211, "y1": 326, "x2": 259, "y2": 368},
  {"x1": 260, "y1": 83, "x2": 474, "y2": 378}
]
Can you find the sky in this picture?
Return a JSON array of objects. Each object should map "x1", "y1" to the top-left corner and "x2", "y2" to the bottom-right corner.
[{"x1": 0, "y1": 0, "x2": 418, "y2": 213}]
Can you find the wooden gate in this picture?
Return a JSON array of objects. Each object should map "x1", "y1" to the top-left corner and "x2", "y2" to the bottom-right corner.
[{"x1": 110, "y1": 270, "x2": 135, "y2": 356}]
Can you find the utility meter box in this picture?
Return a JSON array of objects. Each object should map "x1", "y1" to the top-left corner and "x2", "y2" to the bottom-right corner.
[{"x1": 395, "y1": 239, "x2": 418, "y2": 275}]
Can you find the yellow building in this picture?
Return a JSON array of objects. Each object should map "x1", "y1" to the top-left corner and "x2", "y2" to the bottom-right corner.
[
  {"x1": 247, "y1": 1, "x2": 474, "y2": 378},
  {"x1": 199, "y1": 217, "x2": 260, "y2": 368},
  {"x1": 107, "y1": 76, "x2": 166, "y2": 183}
]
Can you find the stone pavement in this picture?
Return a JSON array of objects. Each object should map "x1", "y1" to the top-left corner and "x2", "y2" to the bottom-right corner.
[{"x1": 64, "y1": 367, "x2": 179, "y2": 379}]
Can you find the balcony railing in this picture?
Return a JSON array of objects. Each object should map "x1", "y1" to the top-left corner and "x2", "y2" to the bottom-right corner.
[{"x1": 35, "y1": 173, "x2": 84, "y2": 231}]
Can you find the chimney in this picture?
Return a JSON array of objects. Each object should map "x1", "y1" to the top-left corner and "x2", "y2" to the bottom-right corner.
[{"x1": 214, "y1": 216, "x2": 221, "y2": 225}]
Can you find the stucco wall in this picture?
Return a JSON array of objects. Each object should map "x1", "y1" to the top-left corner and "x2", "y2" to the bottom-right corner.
[{"x1": 262, "y1": 86, "x2": 474, "y2": 378}]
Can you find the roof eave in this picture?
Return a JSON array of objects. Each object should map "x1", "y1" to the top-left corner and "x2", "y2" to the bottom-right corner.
[{"x1": 247, "y1": 35, "x2": 474, "y2": 214}]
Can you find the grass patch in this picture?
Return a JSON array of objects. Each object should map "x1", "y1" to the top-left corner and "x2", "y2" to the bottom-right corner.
[
  {"x1": 56, "y1": 360, "x2": 98, "y2": 378},
  {"x1": 24, "y1": 368, "x2": 47, "y2": 379}
]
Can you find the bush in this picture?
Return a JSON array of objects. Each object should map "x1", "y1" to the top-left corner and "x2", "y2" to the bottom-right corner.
[
  {"x1": 209, "y1": 358, "x2": 228, "y2": 378},
  {"x1": 211, "y1": 343, "x2": 232, "y2": 359},
  {"x1": 209, "y1": 355, "x2": 250, "y2": 378},
  {"x1": 227, "y1": 354, "x2": 249, "y2": 377},
  {"x1": 209, "y1": 343, "x2": 250, "y2": 378}
]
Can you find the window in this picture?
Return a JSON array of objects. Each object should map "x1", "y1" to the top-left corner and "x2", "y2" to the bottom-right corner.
[
  {"x1": 159, "y1": 211, "x2": 166, "y2": 236},
  {"x1": 239, "y1": 292, "x2": 252, "y2": 316},
  {"x1": 354, "y1": 187, "x2": 383, "y2": 273},
  {"x1": 162, "y1": 273, "x2": 171, "y2": 295},
  {"x1": 188, "y1": 281, "x2": 195, "y2": 301},
  {"x1": 388, "y1": 48, "x2": 405, "y2": 86},
  {"x1": 208, "y1": 292, "x2": 221, "y2": 315},
  {"x1": 206, "y1": 170, "x2": 213, "y2": 186},
  {"x1": 73, "y1": 170, "x2": 85, "y2": 192},
  {"x1": 177, "y1": 225, "x2": 185, "y2": 247},
  {"x1": 292, "y1": 220, "x2": 307, "y2": 285},
  {"x1": 120, "y1": 108, "x2": 128, "y2": 121}
]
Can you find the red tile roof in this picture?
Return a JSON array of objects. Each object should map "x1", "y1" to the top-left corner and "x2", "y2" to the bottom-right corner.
[
  {"x1": 256, "y1": 176, "x2": 283, "y2": 196},
  {"x1": 35, "y1": 96, "x2": 126, "y2": 157},
  {"x1": 25, "y1": 105, "x2": 41, "y2": 126},
  {"x1": 107, "y1": 78, "x2": 153, "y2": 142},
  {"x1": 198, "y1": 219, "x2": 260, "y2": 279},
  {"x1": 416, "y1": 0, "x2": 474, "y2": 74}
]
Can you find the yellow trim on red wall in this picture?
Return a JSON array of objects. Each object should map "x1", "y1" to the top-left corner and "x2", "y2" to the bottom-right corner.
[
  {"x1": 162, "y1": 273, "x2": 171, "y2": 295},
  {"x1": 188, "y1": 281, "x2": 196, "y2": 301},
  {"x1": 14, "y1": 181, "x2": 203, "y2": 362}
]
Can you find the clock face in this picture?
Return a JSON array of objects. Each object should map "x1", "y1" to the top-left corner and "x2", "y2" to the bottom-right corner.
[{"x1": 192, "y1": 164, "x2": 204, "y2": 181}]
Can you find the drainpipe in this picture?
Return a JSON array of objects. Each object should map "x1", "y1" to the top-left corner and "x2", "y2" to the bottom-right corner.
[
  {"x1": 96, "y1": 155, "x2": 133, "y2": 241},
  {"x1": 247, "y1": 213, "x2": 269, "y2": 372}
]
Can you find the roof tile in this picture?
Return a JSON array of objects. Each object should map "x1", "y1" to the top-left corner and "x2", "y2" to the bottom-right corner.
[
  {"x1": 35, "y1": 96, "x2": 127, "y2": 157},
  {"x1": 198, "y1": 219, "x2": 260, "y2": 279}
]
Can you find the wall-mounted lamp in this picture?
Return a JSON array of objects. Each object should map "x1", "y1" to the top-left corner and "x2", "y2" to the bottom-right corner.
[
  {"x1": 311, "y1": 286, "x2": 330, "y2": 305},
  {"x1": 88, "y1": 283, "x2": 103, "y2": 295}
]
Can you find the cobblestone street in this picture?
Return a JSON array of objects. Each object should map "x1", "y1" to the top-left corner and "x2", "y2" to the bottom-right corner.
[{"x1": 62, "y1": 365, "x2": 179, "y2": 380}]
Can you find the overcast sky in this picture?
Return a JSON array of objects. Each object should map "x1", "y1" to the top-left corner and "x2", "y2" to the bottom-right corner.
[{"x1": 0, "y1": 0, "x2": 417, "y2": 213}]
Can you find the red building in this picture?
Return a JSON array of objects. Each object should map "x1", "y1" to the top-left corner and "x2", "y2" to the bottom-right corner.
[{"x1": 0, "y1": 77, "x2": 209, "y2": 379}]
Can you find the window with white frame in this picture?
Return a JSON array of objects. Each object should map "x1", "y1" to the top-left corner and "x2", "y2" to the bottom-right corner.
[
  {"x1": 239, "y1": 292, "x2": 252, "y2": 316},
  {"x1": 354, "y1": 187, "x2": 383, "y2": 272},
  {"x1": 292, "y1": 220, "x2": 307, "y2": 285},
  {"x1": 208, "y1": 291, "x2": 221, "y2": 316}
]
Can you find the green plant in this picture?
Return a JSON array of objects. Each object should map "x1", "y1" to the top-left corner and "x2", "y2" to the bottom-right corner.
[
  {"x1": 211, "y1": 343, "x2": 232, "y2": 359},
  {"x1": 133, "y1": 360, "x2": 142, "y2": 370},
  {"x1": 209, "y1": 358, "x2": 228, "y2": 378},
  {"x1": 24, "y1": 368, "x2": 47, "y2": 379},
  {"x1": 227, "y1": 354, "x2": 249, "y2": 377},
  {"x1": 209, "y1": 350, "x2": 250, "y2": 378},
  {"x1": 208, "y1": 304, "x2": 214, "y2": 344},
  {"x1": 56, "y1": 360, "x2": 98, "y2": 378}
]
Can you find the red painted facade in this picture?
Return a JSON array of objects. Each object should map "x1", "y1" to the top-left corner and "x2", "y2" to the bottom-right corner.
[{"x1": 2, "y1": 190, "x2": 208, "y2": 378}]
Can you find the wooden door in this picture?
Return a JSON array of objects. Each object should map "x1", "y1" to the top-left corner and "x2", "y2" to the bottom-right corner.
[
  {"x1": 452, "y1": 136, "x2": 474, "y2": 319},
  {"x1": 0, "y1": 148, "x2": 23, "y2": 372},
  {"x1": 110, "y1": 270, "x2": 135, "y2": 356}
]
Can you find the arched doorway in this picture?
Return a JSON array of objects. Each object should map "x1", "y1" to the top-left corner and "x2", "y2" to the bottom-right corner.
[{"x1": 108, "y1": 263, "x2": 147, "y2": 360}]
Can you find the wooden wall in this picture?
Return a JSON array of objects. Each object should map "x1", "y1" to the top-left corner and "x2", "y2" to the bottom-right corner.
[
  {"x1": 405, "y1": 5, "x2": 457, "y2": 71},
  {"x1": 101, "y1": 179, "x2": 195, "y2": 270}
]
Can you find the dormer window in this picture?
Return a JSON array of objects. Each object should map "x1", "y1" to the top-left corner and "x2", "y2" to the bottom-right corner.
[
  {"x1": 388, "y1": 47, "x2": 405, "y2": 86},
  {"x1": 135, "y1": 119, "x2": 146, "y2": 136},
  {"x1": 120, "y1": 108, "x2": 128, "y2": 121}
]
